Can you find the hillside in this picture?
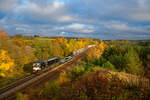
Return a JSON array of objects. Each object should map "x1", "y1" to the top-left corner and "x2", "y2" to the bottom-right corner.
[
  {"x1": 16, "y1": 66, "x2": 150, "y2": 100},
  {"x1": 16, "y1": 40, "x2": 150, "y2": 100}
]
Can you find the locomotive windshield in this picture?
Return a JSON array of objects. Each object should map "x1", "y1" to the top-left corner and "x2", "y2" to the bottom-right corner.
[{"x1": 33, "y1": 63, "x2": 41, "y2": 67}]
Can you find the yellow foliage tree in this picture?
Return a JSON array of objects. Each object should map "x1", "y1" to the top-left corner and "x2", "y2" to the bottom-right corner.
[
  {"x1": 0, "y1": 50, "x2": 14, "y2": 77},
  {"x1": 55, "y1": 72, "x2": 70, "y2": 85},
  {"x1": 87, "y1": 42, "x2": 104, "y2": 61}
]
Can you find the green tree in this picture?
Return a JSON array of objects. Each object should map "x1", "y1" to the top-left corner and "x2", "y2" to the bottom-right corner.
[
  {"x1": 124, "y1": 49, "x2": 143, "y2": 75},
  {"x1": 102, "y1": 61, "x2": 116, "y2": 71},
  {"x1": 108, "y1": 55, "x2": 126, "y2": 71}
]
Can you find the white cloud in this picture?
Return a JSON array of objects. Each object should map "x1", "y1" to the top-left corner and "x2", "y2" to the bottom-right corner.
[
  {"x1": 53, "y1": 1, "x2": 64, "y2": 8},
  {"x1": 129, "y1": 13, "x2": 150, "y2": 22},
  {"x1": 100, "y1": 21, "x2": 150, "y2": 34},
  {"x1": 81, "y1": 0, "x2": 150, "y2": 22},
  {"x1": 19, "y1": 1, "x2": 76, "y2": 23},
  {"x1": 106, "y1": 23, "x2": 130, "y2": 31},
  {"x1": 24, "y1": 1, "x2": 64, "y2": 15},
  {"x1": 67, "y1": 23, "x2": 85, "y2": 30},
  {"x1": 0, "y1": 0, "x2": 150, "y2": 39},
  {"x1": 0, "y1": 0, "x2": 19, "y2": 11},
  {"x1": 137, "y1": 0, "x2": 148, "y2": 8},
  {"x1": 125, "y1": 0, "x2": 150, "y2": 22},
  {"x1": 55, "y1": 23, "x2": 95, "y2": 33},
  {"x1": 57, "y1": 15, "x2": 76, "y2": 22},
  {"x1": 80, "y1": 29, "x2": 94, "y2": 33}
]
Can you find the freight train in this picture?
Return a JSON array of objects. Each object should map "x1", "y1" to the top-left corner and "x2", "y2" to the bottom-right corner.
[
  {"x1": 60, "y1": 56, "x2": 73, "y2": 63},
  {"x1": 32, "y1": 45, "x2": 96, "y2": 72},
  {"x1": 73, "y1": 45, "x2": 96, "y2": 56}
]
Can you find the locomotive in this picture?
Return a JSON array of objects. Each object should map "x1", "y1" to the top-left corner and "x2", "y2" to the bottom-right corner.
[
  {"x1": 32, "y1": 56, "x2": 60, "y2": 72},
  {"x1": 32, "y1": 44, "x2": 96, "y2": 73}
]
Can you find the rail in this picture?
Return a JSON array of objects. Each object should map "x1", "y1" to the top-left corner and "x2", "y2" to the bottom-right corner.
[{"x1": 0, "y1": 47, "x2": 93, "y2": 100}]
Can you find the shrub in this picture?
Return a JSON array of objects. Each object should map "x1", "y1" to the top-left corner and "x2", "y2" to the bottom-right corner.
[
  {"x1": 124, "y1": 49, "x2": 143, "y2": 75},
  {"x1": 102, "y1": 61, "x2": 117, "y2": 71},
  {"x1": 43, "y1": 82, "x2": 60, "y2": 97},
  {"x1": 108, "y1": 55, "x2": 126, "y2": 70},
  {"x1": 112, "y1": 96, "x2": 123, "y2": 100},
  {"x1": 79, "y1": 91, "x2": 89, "y2": 100},
  {"x1": 16, "y1": 93, "x2": 29, "y2": 100},
  {"x1": 55, "y1": 72, "x2": 70, "y2": 85},
  {"x1": 23, "y1": 63, "x2": 33, "y2": 73},
  {"x1": 93, "y1": 57, "x2": 107, "y2": 66},
  {"x1": 70, "y1": 66, "x2": 85, "y2": 80}
]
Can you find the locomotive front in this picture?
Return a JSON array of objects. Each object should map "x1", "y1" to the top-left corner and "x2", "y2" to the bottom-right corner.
[{"x1": 32, "y1": 62, "x2": 42, "y2": 72}]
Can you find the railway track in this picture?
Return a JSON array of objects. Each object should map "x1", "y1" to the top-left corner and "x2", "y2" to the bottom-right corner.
[
  {"x1": 0, "y1": 48, "x2": 90, "y2": 100},
  {"x1": 0, "y1": 74, "x2": 35, "y2": 94},
  {"x1": 0, "y1": 62, "x2": 59, "y2": 96}
]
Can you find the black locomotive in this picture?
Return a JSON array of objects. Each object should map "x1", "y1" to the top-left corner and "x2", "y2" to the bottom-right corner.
[{"x1": 32, "y1": 56, "x2": 60, "y2": 72}]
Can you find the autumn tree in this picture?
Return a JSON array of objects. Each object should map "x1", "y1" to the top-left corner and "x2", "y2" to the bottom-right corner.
[
  {"x1": 0, "y1": 30, "x2": 37, "y2": 71},
  {"x1": 0, "y1": 50, "x2": 14, "y2": 77},
  {"x1": 87, "y1": 42, "x2": 104, "y2": 61}
]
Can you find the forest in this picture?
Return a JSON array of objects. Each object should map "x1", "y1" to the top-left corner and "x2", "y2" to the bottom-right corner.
[
  {"x1": 16, "y1": 39, "x2": 150, "y2": 100},
  {"x1": 0, "y1": 30, "x2": 100, "y2": 87}
]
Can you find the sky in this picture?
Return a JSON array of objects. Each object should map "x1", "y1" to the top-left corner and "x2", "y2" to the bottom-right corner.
[{"x1": 0, "y1": 0, "x2": 150, "y2": 40}]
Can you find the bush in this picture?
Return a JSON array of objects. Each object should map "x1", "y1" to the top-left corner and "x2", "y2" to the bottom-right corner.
[
  {"x1": 70, "y1": 66, "x2": 85, "y2": 80},
  {"x1": 93, "y1": 58, "x2": 107, "y2": 66},
  {"x1": 102, "y1": 61, "x2": 117, "y2": 71},
  {"x1": 55, "y1": 72, "x2": 70, "y2": 85},
  {"x1": 124, "y1": 49, "x2": 143, "y2": 75},
  {"x1": 16, "y1": 93, "x2": 29, "y2": 100},
  {"x1": 23, "y1": 63, "x2": 33, "y2": 73},
  {"x1": 79, "y1": 91, "x2": 89, "y2": 100},
  {"x1": 108, "y1": 55, "x2": 126, "y2": 70},
  {"x1": 43, "y1": 82, "x2": 60, "y2": 97}
]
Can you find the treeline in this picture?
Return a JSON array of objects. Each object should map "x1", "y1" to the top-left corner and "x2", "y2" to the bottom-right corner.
[
  {"x1": 0, "y1": 30, "x2": 99, "y2": 78},
  {"x1": 88, "y1": 40, "x2": 150, "y2": 76}
]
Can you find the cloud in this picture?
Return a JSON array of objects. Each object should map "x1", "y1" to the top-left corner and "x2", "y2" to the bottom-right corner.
[
  {"x1": 17, "y1": 1, "x2": 77, "y2": 23},
  {"x1": 99, "y1": 21, "x2": 150, "y2": 35},
  {"x1": 53, "y1": 1, "x2": 64, "y2": 8},
  {"x1": 129, "y1": 13, "x2": 150, "y2": 22},
  {"x1": 67, "y1": 23, "x2": 85, "y2": 30},
  {"x1": 54, "y1": 23, "x2": 95, "y2": 33},
  {"x1": 0, "y1": 0, "x2": 150, "y2": 40},
  {"x1": 57, "y1": 15, "x2": 76, "y2": 22},
  {"x1": 77, "y1": 0, "x2": 150, "y2": 22},
  {"x1": 0, "y1": 0, "x2": 19, "y2": 11}
]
